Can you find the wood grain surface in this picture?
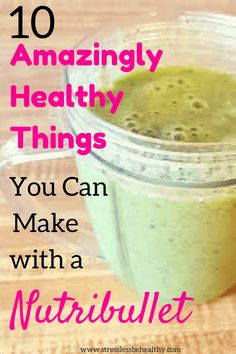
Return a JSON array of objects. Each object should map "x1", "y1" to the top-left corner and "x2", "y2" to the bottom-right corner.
[{"x1": 0, "y1": 1, "x2": 235, "y2": 353}]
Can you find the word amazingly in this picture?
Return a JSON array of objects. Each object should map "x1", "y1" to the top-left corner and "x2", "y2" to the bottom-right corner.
[
  {"x1": 11, "y1": 84, "x2": 124, "y2": 114},
  {"x1": 10, "y1": 43, "x2": 164, "y2": 73},
  {"x1": 9, "y1": 289, "x2": 194, "y2": 330},
  {"x1": 10, "y1": 125, "x2": 106, "y2": 155}
]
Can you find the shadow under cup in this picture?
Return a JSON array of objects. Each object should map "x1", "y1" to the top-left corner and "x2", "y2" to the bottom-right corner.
[{"x1": 65, "y1": 12, "x2": 236, "y2": 303}]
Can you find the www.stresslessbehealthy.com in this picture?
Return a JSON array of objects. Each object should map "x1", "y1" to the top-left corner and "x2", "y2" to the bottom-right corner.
[{"x1": 80, "y1": 346, "x2": 181, "y2": 353}]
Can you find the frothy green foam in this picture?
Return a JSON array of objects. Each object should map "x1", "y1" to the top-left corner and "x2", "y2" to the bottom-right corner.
[{"x1": 93, "y1": 66, "x2": 236, "y2": 143}]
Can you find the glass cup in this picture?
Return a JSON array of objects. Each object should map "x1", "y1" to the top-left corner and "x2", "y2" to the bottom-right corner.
[{"x1": 1, "y1": 12, "x2": 236, "y2": 303}]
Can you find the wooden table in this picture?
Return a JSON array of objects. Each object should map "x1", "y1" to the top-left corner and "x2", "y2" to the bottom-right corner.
[{"x1": 0, "y1": 1, "x2": 235, "y2": 353}]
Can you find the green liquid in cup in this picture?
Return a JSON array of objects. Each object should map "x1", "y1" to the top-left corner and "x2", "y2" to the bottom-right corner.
[
  {"x1": 79, "y1": 66, "x2": 236, "y2": 303},
  {"x1": 94, "y1": 66, "x2": 236, "y2": 143}
]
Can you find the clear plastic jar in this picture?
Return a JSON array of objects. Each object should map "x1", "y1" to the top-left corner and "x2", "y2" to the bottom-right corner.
[{"x1": 65, "y1": 12, "x2": 236, "y2": 303}]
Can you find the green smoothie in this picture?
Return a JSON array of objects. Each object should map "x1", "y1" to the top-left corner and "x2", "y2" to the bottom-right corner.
[
  {"x1": 94, "y1": 66, "x2": 236, "y2": 143},
  {"x1": 78, "y1": 66, "x2": 236, "y2": 303}
]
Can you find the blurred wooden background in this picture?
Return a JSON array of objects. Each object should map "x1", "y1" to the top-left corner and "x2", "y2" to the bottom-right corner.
[{"x1": 0, "y1": 1, "x2": 235, "y2": 353}]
